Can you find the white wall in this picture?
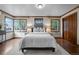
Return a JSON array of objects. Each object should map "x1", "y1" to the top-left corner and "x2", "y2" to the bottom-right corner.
[
  {"x1": 27, "y1": 17, "x2": 51, "y2": 27},
  {"x1": 14, "y1": 32, "x2": 27, "y2": 37},
  {"x1": 61, "y1": 8, "x2": 79, "y2": 45}
]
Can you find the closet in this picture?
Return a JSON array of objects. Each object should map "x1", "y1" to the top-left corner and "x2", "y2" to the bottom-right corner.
[{"x1": 63, "y1": 12, "x2": 77, "y2": 45}]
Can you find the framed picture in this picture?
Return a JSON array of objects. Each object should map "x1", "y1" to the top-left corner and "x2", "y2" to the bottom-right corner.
[
  {"x1": 51, "y1": 19, "x2": 60, "y2": 32},
  {"x1": 34, "y1": 18, "x2": 43, "y2": 27}
]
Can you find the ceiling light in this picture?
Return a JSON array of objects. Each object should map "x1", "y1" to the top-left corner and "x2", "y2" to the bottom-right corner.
[{"x1": 35, "y1": 4, "x2": 45, "y2": 9}]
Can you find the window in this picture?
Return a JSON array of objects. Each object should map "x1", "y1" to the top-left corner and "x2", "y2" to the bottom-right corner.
[
  {"x1": 5, "y1": 17, "x2": 13, "y2": 32},
  {"x1": 51, "y1": 19, "x2": 60, "y2": 31},
  {"x1": 14, "y1": 19, "x2": 27, "y2": 32}
]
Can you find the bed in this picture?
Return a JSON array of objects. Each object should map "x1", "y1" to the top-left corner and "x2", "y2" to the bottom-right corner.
[{"x1": 20, "y1": 32, "x2": 57, "y2": 53}]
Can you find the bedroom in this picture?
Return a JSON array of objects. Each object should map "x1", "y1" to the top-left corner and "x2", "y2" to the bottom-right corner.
[{"x1": 0, "y1": 4, "x2": 79, "y2": 55}]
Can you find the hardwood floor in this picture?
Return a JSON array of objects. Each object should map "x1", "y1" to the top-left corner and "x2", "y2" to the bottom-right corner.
[
  {"x1": 0, "y1": 38, "x2": 79, "y2": 55},
  {"x1": 56, "y1": 39, "x2": 79, "y2": 55},
  {"x1": 0, "y1": 38, "x2": 22, "y2": 54}
]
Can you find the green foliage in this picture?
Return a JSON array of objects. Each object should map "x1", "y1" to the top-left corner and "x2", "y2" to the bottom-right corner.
[
  {"x1": 14, "y1": 20, "x2": 27, "y2": 30},
  {"x1": 51, "y1": 19, "x2": 60, "y2": 31}
]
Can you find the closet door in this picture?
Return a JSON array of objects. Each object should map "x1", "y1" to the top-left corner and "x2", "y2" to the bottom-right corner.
[
  {"x1": 63, "y1": 18, "x2": 68, "y2": 41},
  {"x1": 71, "y1": 13, "x2": 77, "y2": 44},
  {"x1": 63, "y1": 13, "x2": 77, "y2": 45}
]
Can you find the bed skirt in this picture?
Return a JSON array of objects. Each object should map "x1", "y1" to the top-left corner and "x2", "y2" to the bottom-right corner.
[{"x1": 21, "y1": 47, "x2": 55, "y2": 53}]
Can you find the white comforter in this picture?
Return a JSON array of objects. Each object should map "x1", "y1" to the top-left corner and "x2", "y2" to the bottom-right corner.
[{"x1": 21, "y1": 32, "x2": 57, "y2": 49}]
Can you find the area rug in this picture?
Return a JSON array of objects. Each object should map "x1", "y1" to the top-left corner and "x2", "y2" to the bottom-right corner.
[{"x1": 5, "y1": 40, "x2": 70, "y2": 55}]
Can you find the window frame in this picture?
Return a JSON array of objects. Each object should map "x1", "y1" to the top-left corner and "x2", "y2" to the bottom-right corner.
[
  {"x1": 14, "y1": 19, "x2": 27, "y2": 32},
  {"x1": 4, "y1": 16, "x2": 14, "y2": 33},
  {"x1": 51, "y1": 19, "x2": 60, "y2": 32}
]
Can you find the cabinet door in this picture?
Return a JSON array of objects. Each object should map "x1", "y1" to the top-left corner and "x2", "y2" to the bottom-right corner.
[
  {"x1": 2, "y1": 35, "x2": 6, "y2": 41},
  {"x1": 0, "y1": 35, "x2": 6, "y2": 42}
]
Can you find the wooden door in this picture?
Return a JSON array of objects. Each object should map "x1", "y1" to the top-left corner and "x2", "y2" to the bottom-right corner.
[{"x1": 63, "y1": 13, "x2": 77, "y2": 45}]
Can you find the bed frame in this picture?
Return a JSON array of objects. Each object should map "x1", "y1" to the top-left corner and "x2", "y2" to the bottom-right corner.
[{"x1": 21, "y1": 47, "x2": 55, "y2": 53}]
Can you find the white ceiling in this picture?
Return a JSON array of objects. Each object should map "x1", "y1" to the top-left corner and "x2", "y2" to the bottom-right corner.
[{"x1": 0, "y1": 4, "x2": 78, "y2": 16}]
